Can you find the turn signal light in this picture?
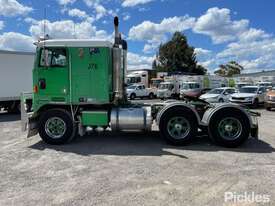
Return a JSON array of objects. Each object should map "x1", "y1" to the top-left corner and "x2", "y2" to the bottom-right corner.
[{"x1": 33, "y1": 85, "x2": 38, "y2": 93}]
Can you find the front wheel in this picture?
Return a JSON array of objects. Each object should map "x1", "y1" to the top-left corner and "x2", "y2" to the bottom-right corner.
[
  {"x1": 209, "y1": 110, "x2": 250, "y2": 147},
  {"x1": 159, "y1": 107, "x2": 197, "y2": 145},
  {"x1": 149, "y1": 93, "x2": 154, "y2": 99},
  {"x1": 38, "y1": 109, "x2": 76, "y2": 145}
]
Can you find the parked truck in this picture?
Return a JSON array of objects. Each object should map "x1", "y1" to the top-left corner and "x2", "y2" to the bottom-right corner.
[
  {"x1": 156, "y1": 76, "x2": 181, "y2": 99},
  {"x1": 0, "y1": 50, "x2": 34, "y2": 113},
  {"x1": 21, "y1": 17, "x2": 259, "y2": 148},
  {"x1": 126, "y1": 70, "x2": 149, "y2": 87}
]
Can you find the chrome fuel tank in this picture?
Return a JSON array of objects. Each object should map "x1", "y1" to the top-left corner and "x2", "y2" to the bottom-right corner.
[{"x1": 111, "y1": 107, "x2": 152, "y2": 131}]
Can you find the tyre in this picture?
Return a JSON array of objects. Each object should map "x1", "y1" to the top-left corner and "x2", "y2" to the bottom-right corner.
[
  {"x1": 149, "y1": 93, "x2": 154, "y2": 99},
  {"x1": 38, "y1": 109, "x2": 76, "y2": 145},
  {"x1": 159, "y1": 107, "x2": 198, "y2": 145},
  {"x1": 265, "y1": 106, "x2": 271, "y2": 111},
  {"x1": 252, "y1": 98, "x2": 259, "y2": 108},
  {"x1": 130, "y1": 93, "x2": 136, "y2": 100},
  {"x1": 208, "y1": 109, "x2": 250, "y2": 148}
]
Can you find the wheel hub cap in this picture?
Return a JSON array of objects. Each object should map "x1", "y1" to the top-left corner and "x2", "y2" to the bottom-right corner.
[
  {"x1": 167, "y1": 116, "x2": 190, "y2": 139},
  {"x1": 45, "y1": 117, "x2": 66, "y2": 139},
  {"x1": 218, "y1": 117, "x2": 242, "y2": 140}
]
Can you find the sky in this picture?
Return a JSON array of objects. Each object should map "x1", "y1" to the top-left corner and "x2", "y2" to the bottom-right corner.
[{"x1": 0, "y1": 0, "x2": 275, "y2": 73}]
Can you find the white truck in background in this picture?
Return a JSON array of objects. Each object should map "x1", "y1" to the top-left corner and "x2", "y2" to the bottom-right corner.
[
  {"x1": 180, "y1": 75, "x2": 228, "y2": 98},
  {"x1": 126, "y1": 70, "x2": 149, "y2": 87},
  {"x1": 157, "y1": 76, "x2": 181, "y2": 99},
  {"x1": 0, "y1": 50, "x2": 35, "y2": 113}
]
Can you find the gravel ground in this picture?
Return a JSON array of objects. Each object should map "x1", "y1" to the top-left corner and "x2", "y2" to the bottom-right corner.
[{"x1": 0, "y1": 106, "x2": 274, "y2": 206}]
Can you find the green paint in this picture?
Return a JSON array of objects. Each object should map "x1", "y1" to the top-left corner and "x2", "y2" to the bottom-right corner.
[
  {"x1": 32, "y1": 46, "x2": 113, "y2": 112},
  {"x1": 81, "y1": 111, "x2": 108, "y2": 126}
]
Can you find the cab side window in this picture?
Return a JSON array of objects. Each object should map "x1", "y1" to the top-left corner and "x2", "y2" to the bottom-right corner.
[{"x1": 40, "y1": 48, "x2": 67, "y2": 67}]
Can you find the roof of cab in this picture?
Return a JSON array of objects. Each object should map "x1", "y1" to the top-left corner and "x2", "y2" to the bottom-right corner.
[{"x1": 36, "y1": 39, "x2": 113, "y2": 48}]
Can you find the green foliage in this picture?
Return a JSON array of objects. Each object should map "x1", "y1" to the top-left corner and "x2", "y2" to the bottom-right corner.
[
  {"x1": 153, "y1": 32, "x2": 206, "y2": 75},
  {"x1": 215, "y1": 61, "x2": 244, "y2": 77},
  {"x1": 228, "y1": 79, "x2": 236, "y2": 87}
]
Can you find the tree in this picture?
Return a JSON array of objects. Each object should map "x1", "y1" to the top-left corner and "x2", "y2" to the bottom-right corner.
[
  {"x1": 154, "y1": 32, "x2": 206, "y2": 75},
  {"x1": 215, "y1": 61, "x2": 244, "y2": 77}
]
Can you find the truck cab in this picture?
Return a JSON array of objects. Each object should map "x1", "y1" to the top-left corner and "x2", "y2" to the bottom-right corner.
[
  {"x1": 180, "y1": 82, "x2": 201, "y2": 98},
  {"x1": 157, "y1": 81, "x2": 179, "y2": 99}
]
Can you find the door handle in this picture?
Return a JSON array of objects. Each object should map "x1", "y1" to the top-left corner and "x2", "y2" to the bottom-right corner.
[{"x1": 39, "y1": 78, "x2": 46, "y2": 89}]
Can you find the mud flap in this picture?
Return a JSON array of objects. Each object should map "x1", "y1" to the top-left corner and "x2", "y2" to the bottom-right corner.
[{"x1": 21, "y1": 93, "x2": 38, "y2": 138}]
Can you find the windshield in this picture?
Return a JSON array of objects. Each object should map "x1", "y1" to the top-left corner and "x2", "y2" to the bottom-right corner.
[
  {"x1": 181, "y1": 83, "x2": 200, "y2": 90},
  {"x1": 127, "y1": 85, "x2": 137, "y2": 90},
  {"x1": 126, "y1": 76, "x2": 141, "y2": 85},
  {"x1": 151, "y1": 79, "x2": 162, "y2": 87},
  {"x1": 208, "y1": 88, "x2": 224, "y2": 94},
  {"x1": 159, "y1": 84, "x2": 170, "y2": 89},
  {"x1": 239, "y1": 87, "x2": 258, "y2": 93}
]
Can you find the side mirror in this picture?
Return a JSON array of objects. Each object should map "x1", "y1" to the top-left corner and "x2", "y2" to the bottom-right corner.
[{"x1": 258, "y1": 91, "x2": 263, "y2": 94}]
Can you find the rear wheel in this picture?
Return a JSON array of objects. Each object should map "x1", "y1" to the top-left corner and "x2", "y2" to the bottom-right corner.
[
  {"x1": 130, "y1": 93, "x2": 136, "y2": 100},
  {"x1": 266, "y1": 107, "x2": 271, "y2": 111},
  {"x1": 159, "y1": 107, "x2": 197, "y2": 145},
  {"x1": 209, "y1": 109, "x2": 250, "y2": 147},
  {"x1": 149, "y1": 93, "x2": 154, "y2": 99},
  {"x1": 38, "y1": 109, "x2": 76, "y2": 145},
  {"x1": 252, "y1": 98, "x2": 259, "y2": 108}
]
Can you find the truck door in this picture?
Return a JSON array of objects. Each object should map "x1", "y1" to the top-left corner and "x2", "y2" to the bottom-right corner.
[{"x1": 35, "y1": 48, "x2": 69, "y2": 103}]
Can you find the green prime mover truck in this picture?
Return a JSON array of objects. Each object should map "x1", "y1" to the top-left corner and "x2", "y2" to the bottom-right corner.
[{"x1": 21, "y1": 17, "x2": 259, "y2": 147}]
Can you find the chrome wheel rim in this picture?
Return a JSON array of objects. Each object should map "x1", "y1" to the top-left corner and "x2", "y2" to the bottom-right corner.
[
  {"x1": 167, "y1": 116, "x2": 190, "y2": 139},
  {"x1": 45, "y1": 117, "x2": 66, "y2": 139},
  {"x1": 218, "y1": 117, "x2": 242, "y2": 140}
]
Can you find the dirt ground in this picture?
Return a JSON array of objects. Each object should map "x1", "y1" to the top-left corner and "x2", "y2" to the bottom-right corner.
[{"x1": 0, "y1": 107, "x2": 274, "y2": 206}]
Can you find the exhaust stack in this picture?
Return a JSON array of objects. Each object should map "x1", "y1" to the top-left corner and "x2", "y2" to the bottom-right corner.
[{"x1": 114, "y1": 16, "x2": 120, "y2": 47}]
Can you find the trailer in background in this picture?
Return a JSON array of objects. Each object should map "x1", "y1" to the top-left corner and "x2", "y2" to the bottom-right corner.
[{"x1": 0, "y1": 50, "x2": 35, "y2": 113}]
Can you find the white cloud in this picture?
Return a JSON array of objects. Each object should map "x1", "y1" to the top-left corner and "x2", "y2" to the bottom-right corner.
[
  {"x1": 129, "y1": 16, "x2": 195, "y2": 53},
  {"x1": 29, "y1": 19, "x2": 108, "y2": 40},
  {"x1": 83, "y1": 0, "x2": 114, "y2": 20},
  {"x1": 193, "y1": 7, "x2": 249, "y2": 44},
  {"x1": 57, "y1": 0, "x2": 76, "y2": 5},
  {"x1": 129, "y1": 16, "x2": 195, "y2": 41},
  {"x1": 194, "y1": 48, "x2": 212, "y2": 57},
  {"x1": 128, "y1": 52, "x2": 154, "y2": 70},
  {"x1": 0, "y1": 32, "x2": 35, "y2": 51},
  {"x1": 68, "y1": 8, "x2": 89, "y2": 19},
  {"x1": 123, "y1": 14, "x2": 131, "y2": 21},
  {"x1": 0, "y1": 21, "x2": 4, "y2": 30},
  {"x1": 122, "y1": 0, "x2": 154, "y2": 7},
  {"x1": 238, "y1": 28, "x2": 271, "y2": 42},
  {"x1": 0, "y1": 0, "x2": 32, "y2": 17},
  {"x1": 198, "y1": 59, "x2": 215, "y2": 69}
]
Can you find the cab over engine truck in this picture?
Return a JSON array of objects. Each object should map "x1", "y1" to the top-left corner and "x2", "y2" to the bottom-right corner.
[{"x1": 21, "y1": 17, "x2": 259, "y2": 147}]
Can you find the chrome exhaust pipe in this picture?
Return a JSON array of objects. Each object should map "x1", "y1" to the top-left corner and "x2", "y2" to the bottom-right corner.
[{"x1": 114, "y1": 16, "x2": 120, "y2": 47}]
